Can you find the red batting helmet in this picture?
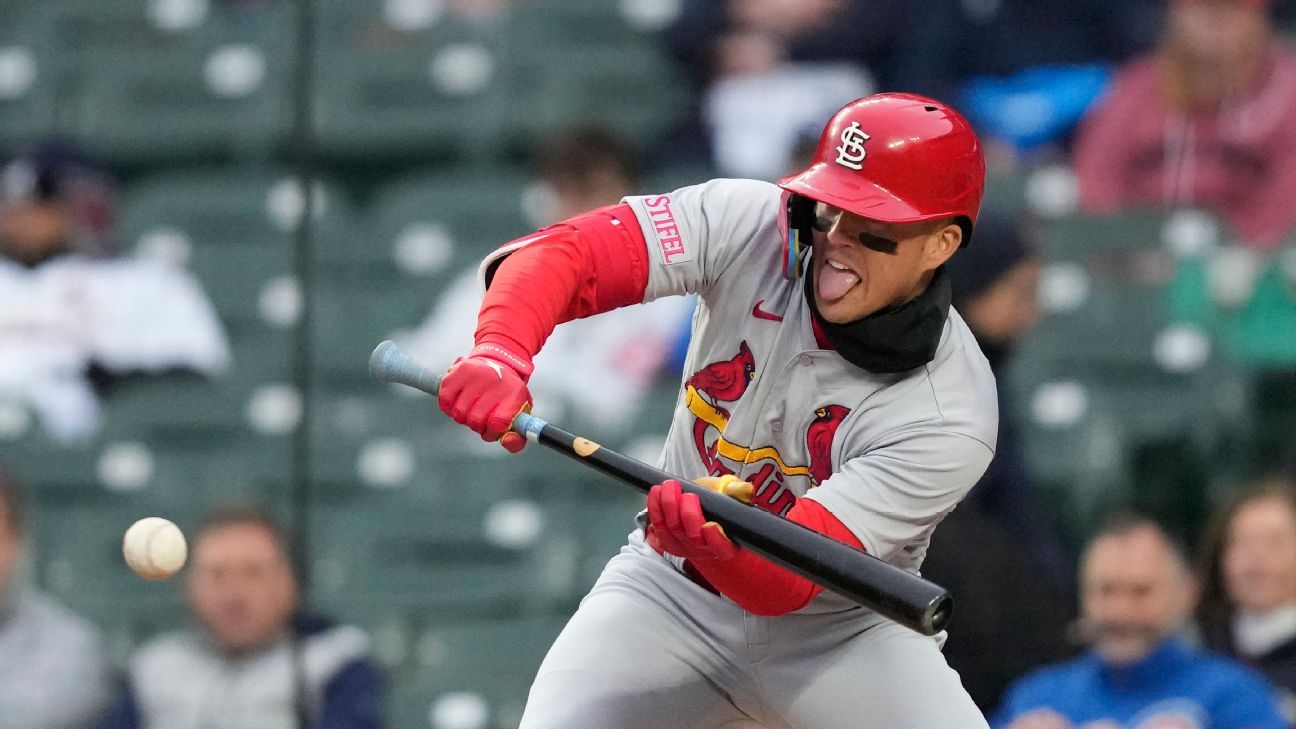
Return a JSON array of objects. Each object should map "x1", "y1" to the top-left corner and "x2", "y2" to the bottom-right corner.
[{"x1": 777, "y1": 93, "x2": 985, "y2": 274}]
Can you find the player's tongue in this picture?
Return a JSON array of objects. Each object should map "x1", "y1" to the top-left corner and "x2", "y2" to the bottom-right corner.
[{"x1": 817, "y1": 261, "x2": 860, "y2": 302}]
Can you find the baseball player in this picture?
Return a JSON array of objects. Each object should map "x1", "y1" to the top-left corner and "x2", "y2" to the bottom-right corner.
[{"x1": 438, "y1": 93, "x2": 998, "y2": 728}]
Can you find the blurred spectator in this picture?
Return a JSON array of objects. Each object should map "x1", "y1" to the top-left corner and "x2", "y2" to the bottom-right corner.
[
  {"x1": 945, "y1": 215, "x2": 1070, "y2": 578},
  {"x1": 666, "y1": 0, "x2": 906, "y2": 77},
  {"x1": 99, "y1": 506, "x2": 382, "y2": 729},
  {"x1": 891, "y1": 0, "x2": 1161, "y2": 110},
  {"x1": 1074, "y1": 0, "x2": 1296, "y2": 248},
  {"x1": 0, "y1": 139, "x2": 229, "y2": 441},
  {"x1": 533, "y1": 125, "x2": 640, "y2": 225},
  {"x1": 406, "y1": 125, "x2": 695, "y2": 432},
  {"x1": 993, "y1": 516, "x2": 1286, "y2": 729},
  {"x1": 1198, "y1": 477, "x2": 1296, "y2": 722},
  {"x1": 921, "y1": 215, "x2": 1074, "y2": 711},
  {"x1": 1, "y1": 139, "x2": 114, "y2": 265},
  {"x1": 0, "y1": 467, "x2": 112, "y2": 729},
  {"x1": 664, "y1": 1, "x2": 887, "y2": 179}
]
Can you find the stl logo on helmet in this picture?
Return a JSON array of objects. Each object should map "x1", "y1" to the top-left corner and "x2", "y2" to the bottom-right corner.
[{"x1": 834, "y1": 121, "x2": 870, "y2": 171}]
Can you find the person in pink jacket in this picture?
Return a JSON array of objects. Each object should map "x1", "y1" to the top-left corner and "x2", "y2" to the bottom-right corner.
[{"x1": 1074, "y1": 0, "x2": 1296, "y2": 249}]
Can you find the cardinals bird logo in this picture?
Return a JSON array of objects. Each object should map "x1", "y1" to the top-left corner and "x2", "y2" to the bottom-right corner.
[
  {"x1": 686, "y1": 341, "x2": 755, "y2": 403},
  {"x1": 806, "y1": 405, "x2": 850, "y2": 486},
  {"x1": 686, "y1": 341, "x2": 755, "y2": 475}
]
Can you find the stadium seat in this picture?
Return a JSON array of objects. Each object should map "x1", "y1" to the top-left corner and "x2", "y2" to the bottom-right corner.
[
  {"x1": 1218, "y1": 263, "x2": 1296, "y2": 366},
  {"x1": 1004, "y1": 359, "x2": 1137, "y2": 543},
  {"x1": 390, "y1": 616, "x2": 567, "y2": 729},
  {"x1": 100, "y1": 374, "x2": 248, "y2": 436},
  {"x1": 311, "y1": 272, "x2": 443, "y2": 384},
  {"x1": 120, "y1": 172, "x2": 355, "y2": 345},
  {"x1": 1, "y1": 432, "x2": 102, "y2": 496},
  {"x1": 0, "y1": 32, "x2": 59, "y2": 153},
  {"x1": 308, "y1": 170, "x2": 535, "y2": 383},
  {"x1": 312, "y1": 9, "x2": 516, "y2": 163},
  {"x1": 225, "y1": 328, "x2": 295, "y2": 384},
  {"x1": 356, "y1": 169, "x2": 534, "y2": 268},
  {"x1": 1030, "y1": 211, "x2": 1187, "y2": 366},
  {"x1": 308, "y1": 495, "x2": 575, "y2": 617},
  {"x1": 121, "y1": 171, "x2": 355, "y2": 250},
  {"x1": 560, "y1": 499, "x2": 640, "y2": 600},
  {"x1": 58, "y1": 6, "x2": 293, "y2": 164},
  {"x1": 519, "y1": 44, "x2": 690, "y2": 147},
  {"x1": 28, "y1": 501, "x2": 188, "y2": 608},
  {"x1": 981, "y1": 168, "x2": 1029, "y2": 214}
]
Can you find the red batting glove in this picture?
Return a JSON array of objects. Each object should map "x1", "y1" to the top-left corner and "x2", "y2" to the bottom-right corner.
[
  {"x1": 646, "y1": 480, "x2": 740, "y2": 562},
  {"x1": 437, "y1": 342, "x2": 534, "y2": 453}
]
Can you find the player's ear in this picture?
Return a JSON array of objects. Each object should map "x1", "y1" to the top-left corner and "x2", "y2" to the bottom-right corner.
[{"x1": 923, "y1": 222, "x2": 961, "y2": 269}]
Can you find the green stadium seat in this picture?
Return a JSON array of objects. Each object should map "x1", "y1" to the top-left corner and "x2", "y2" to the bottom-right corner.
[
  {"x1": 100, "y1": 374, "x2": 248, "y2": 435},
  {"x1": 311, "y1": 273, "x2": 440, "y2": 384},
  {"x1": 561, "y1": 499, "x2": 639, "y2": 600},
  {"x1": 121, "y1": 171, "x2": 355, "y2": 251},
  {"x1": 5, "y1": 428, "x2": 281, "y2": 507},
  {"x1": 352, "y1": 170, "x2": 534, "y2": 268},
  {"x1": 1, "y1": 432, "x2": 102, "y2": 496},
  {"x1": 310, "y1": 170, "x2": 534, "y2": 382},
  {"x1": 389, "y1": 616, "x2": 566, "y2": 729},
  {"x1": 1030, "y1": 212, "x2": 1184, "y2": 364},
  {"x1": 519, "y1": 44, "x2": 690, "y2": 146},
  {"x1": 120, "y1": 172, "x2": 355, "y2": 348},
  {"x1": 0, "y1": 37, "x2": 59, "y2": 153},
  {"x1": 26, "y1": 0, "x2": 251, "y2": 59},
  {"x1": 312, "y1": 10, "x2": 516, "y2": 163},
  {"x1": 226, "y1": 328, "x2": 295, "y2": 383},
  {"x1": 507, "y1": 1, "x2": 651, "y2": 50},
  {"x1": 61, "y1": 9, "x2": 292, "y2": 164},
  {"x1": 308, "y1": 495, "x2": 574, "y2": 616},
  {"x1": 1021, "y1": 211, "x2": 1283, "y2": 511},
  {"x1": 1218, "y1": 264, "x2": 1296, "y2": 366},
  {"x1": 1004, "y1": 360, "x2": 1137, "y2": 543},
  {"x1": 1042, "y1": 209, "x2": 1172, "y2": 259},
  {"x1": 980, "y1": 168, "x2": 1028, "y2": 214},
  {"x1": 29, "y1": 502, "x2": 188, "y2": 613},
  {"x1": 190, "y1": 244, "x2": 295, "y2": 327}
]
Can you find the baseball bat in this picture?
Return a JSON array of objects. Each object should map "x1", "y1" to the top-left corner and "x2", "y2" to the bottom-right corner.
[{"x1": 370, "y1": 340, "x2": 953, "y2": 635}]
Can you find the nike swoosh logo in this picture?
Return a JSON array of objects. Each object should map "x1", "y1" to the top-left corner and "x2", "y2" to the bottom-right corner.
[
  {"x1": 483, "y1": 360, "x2": 504, "y2": 379},
  {"x1": 751, "y1": 300, "x2": 783, "y2": 322}
]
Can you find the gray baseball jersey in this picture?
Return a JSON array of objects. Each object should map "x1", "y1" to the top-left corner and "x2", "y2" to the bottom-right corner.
[{"x1": 489, "y1": 178, "x2": 999, "y2": 728}]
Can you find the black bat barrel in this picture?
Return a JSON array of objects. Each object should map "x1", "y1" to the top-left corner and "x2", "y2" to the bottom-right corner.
[{"x1": 536, "y1": 425, "x2": 952, "y2": 635}]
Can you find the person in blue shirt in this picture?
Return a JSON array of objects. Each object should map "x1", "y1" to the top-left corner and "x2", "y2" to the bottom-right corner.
[{"x1": 993, "y1": 516, "x2": 1286, "y2": 729}]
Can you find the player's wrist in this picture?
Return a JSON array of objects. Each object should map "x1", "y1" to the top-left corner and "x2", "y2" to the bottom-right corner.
[{"x1": 469, "y1": 340, "x2": 535, "y2": 381}]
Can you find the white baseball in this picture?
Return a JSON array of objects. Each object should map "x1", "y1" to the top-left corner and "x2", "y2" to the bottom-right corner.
[{"x1": 123, "y1": 517, "x2": 188, "y2": 580}]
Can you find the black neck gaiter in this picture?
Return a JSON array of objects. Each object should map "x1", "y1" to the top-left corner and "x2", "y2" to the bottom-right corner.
[{"x1": 804, "y1": 265, "x2": 952, "y2": 374}]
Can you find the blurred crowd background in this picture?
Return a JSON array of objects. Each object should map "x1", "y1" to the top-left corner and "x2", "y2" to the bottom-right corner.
[{"x1": 1, "y1": 0, "x2": 1295, "y2": 727}]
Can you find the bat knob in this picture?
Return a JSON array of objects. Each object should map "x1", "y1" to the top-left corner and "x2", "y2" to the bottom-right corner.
[{"x1": 369, "y1": 341, "x2": 441, "y2": 395}]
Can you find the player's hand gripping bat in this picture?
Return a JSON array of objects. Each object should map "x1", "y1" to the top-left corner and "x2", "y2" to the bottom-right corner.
[{"x1": 370, "y1": 340, "x2": 953, "y2": 635}]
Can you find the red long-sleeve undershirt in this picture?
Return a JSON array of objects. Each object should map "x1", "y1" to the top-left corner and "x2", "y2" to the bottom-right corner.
[
  {"x1": 476, "y1": 203, "x2": 865, "y2": 616},
  {"x1": 474, "y1": 204, "x2": 649, "y2": 363},
  {"x1": 688, "y1": 496, "x2": 865, "y2": 616}
]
